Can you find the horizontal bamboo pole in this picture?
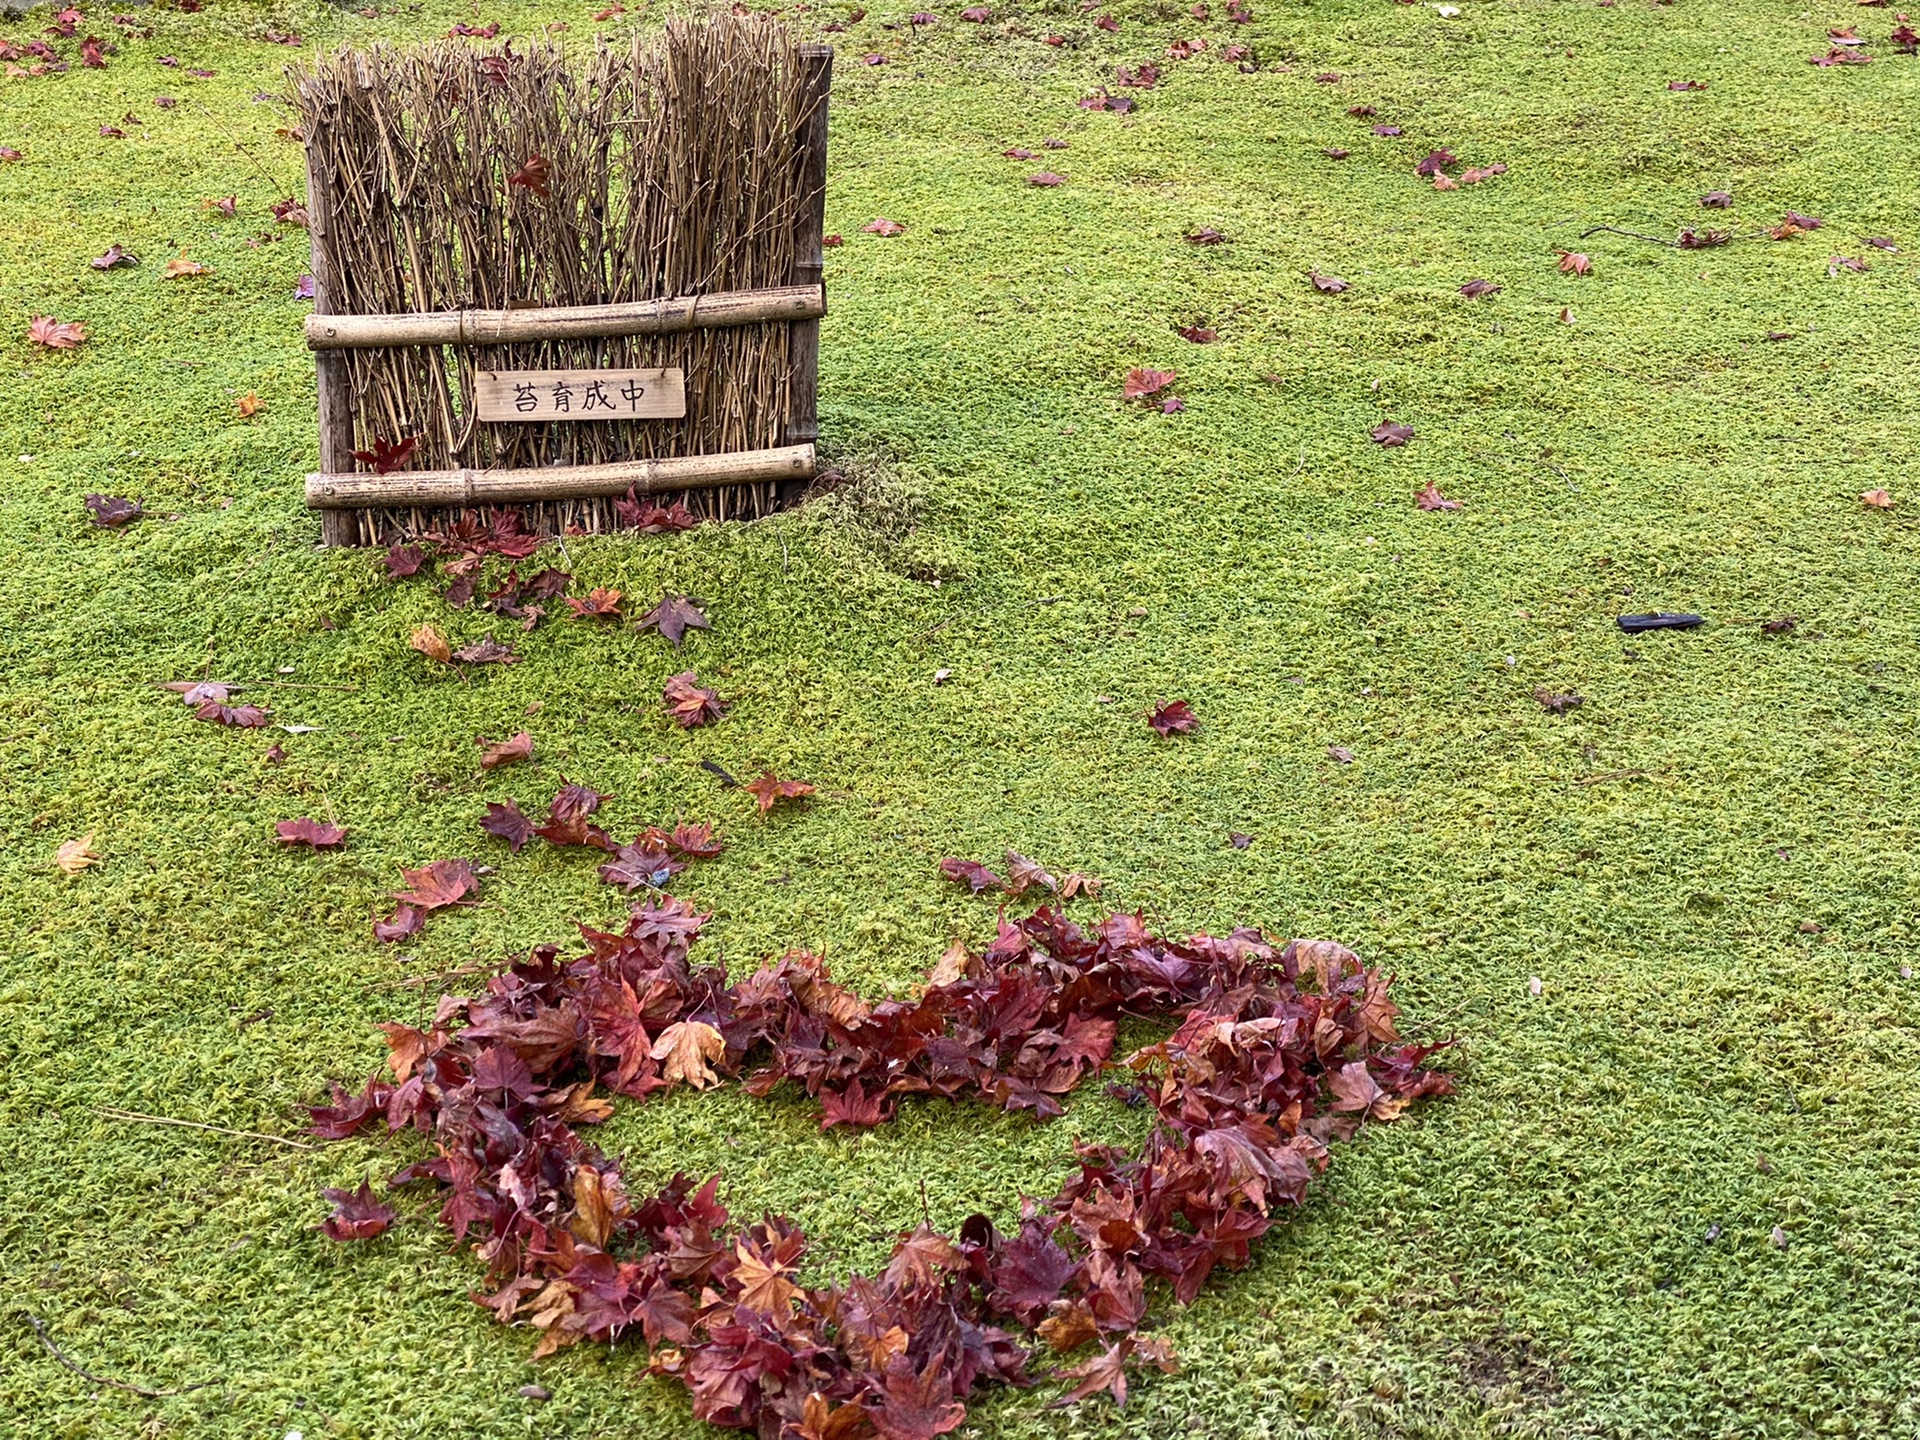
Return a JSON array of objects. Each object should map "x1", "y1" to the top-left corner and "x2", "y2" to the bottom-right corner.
[
  {"x1": 304, "y1": 444, "x2": 814, "y2": 509},
  {"x1": 304, "y1": 284, "x2": 825, "y2": 350}
]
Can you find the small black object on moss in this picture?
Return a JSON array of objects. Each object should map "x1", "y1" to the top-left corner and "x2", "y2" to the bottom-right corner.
[{"x1": 1617, "y1": 613, "x2": 1705, "y2": 633}]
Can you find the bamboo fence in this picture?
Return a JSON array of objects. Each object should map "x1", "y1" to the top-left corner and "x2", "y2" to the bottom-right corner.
[{"x1": 291, "y1": 18, "x2": 830, "y2": 544}]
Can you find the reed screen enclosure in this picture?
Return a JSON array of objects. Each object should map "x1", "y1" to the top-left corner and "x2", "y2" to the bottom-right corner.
[{"x1": 291, "y1": 19, "x2": 831, "y2": 546}]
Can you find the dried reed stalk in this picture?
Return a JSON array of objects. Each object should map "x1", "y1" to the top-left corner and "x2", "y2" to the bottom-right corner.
[{"x1": 290, "y1": 18, "x2": 821, "y2": 543}]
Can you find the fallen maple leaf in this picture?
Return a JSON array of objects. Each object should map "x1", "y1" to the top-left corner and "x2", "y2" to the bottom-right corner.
[
  {"x1": 1700, "y1": 190, "x2": 1734, "y2": 208},
  {"x1": 508, "y1": 153, "x2": 551, "y2": 198},
  {"x1": 1667, "y1": 78, "x2": 1707, "y2": 90},
  {"x1": 1828, "y1": 254, "x2": 1870, "y2": 277},
  {"x1": 320, "y1": 1181, "x2": 396, "y2": 1241},
  {"x1": 1372, "y1": 421, "x2": 1415, "y2": 447},
  {"x1": 652, "y1": 1020, "x2": 726, "y2": 1089},
  {"x1": 564, "y1": 587, "x2": 623, "y2": 621},
  {"x1": 1783, "y1": 210, "x2": 1825, "y2": 231},
  {"x1": 382, "y1": 543, "x2": 426, "y2": 578},
  {"x1": 1004, "y1": 850, "x2": 1058, "y2": 895},
  {"x1": 1414, "y1": 482, "x2": 1460, "y2": 511},
  {"x1": 1122, "y1": 368, "x2": 1176, "y2": 400},
  {"x1": 1372, "y1": 123, "x2": 1402, "y2": 136},
  {"x1": 1534, "y1": 689, "x2": 1584, "y2": 714},
  {"x1": 1174, "y1": 323, "x2": 1217, "y2": 343},
  {"x1": 1308, "y1": 269, "x2": 1349, "y2": 293},
  {"x1": 1059, "y1": 871, "x2": 1102, "y2": 899},
  {"x1": 28, "y1": 316, "x2": 86, "y2": 349},
  {"x1": 1148, "y1": 699, "x2": 1197, "y2": 736},
  {"x1": 235, "y1": 391, "x2": 264, "y2": 417},
  {"x1": 634, "y1": 594, "x2": 710, "y2": 647},
  {"x1": 90, "y1": 244, "x2": 138, "y2": 270},
  {"x1": 481, "y1": 799, "x2": 537, "y2": 853},
  {"x1": 454, "y1": 637, "x2": 520, "y2": 665},
  {"x1": 410, "y1": 623, "x2": 452, "y2": 665},
  {"x1": 55, "y1": 834, "x2": 99, "y2": 876},
  {"x1": 270, "y1": 196, "x2": 309, "y2": 227},
  {"x1": 395, "y1": 858, "x2": 480, "y2": 910},
  {"x1": 663, "y1": 671, "x2": 728, "y2": 728},
  {"x1": 1027, "y1": 171, "x2": 1066, "y2": 187},
  {"x1": 863, "y1": 217, "x2": 905, "y2": 236},
  {"x1": 1867, "y1": 236, "x2": 1900, "y2": 252},
  {"x1": 1184, "y1": 227, "x2": 1228, "y2": 244},
  {"x1": 84, "y1": 493, "x2": 142, "y2": 527},
  {"x1": 598, "y1": 841, "x2": 683, "y2": 892},
  {"x1": 1678, "y1": 227, "x2": 1732, "y2": 249},
  {"x1": 1431, "y1": 173, "x2": 1458, "y2": 191},
  {"x1": 1555, "y1": 249, "x2": 1591, "y2": 276},
  {"x1": 1458, "y1": 278, "x2": 1501, "y2": 299},
  {"x1": 0, "y1": 147, "x2": 21, "y2": 162},
  {"x1": 1860, "y1": 488, "x2": 1894, "y2": 509},
  {"x1": 203, "y1": 194, "x2": 236, "y2": 217},
  {"x1": 1004, "y1": 147, "x2": 1036, "y2": 159},
  {"x1": 744, "y1": 771, "x2": 815, "y2": 813},
  {"x1": 276, "y1": 817, "x2": 347, "y2": 848},
  {"x1": 667, "y1": 821, "x2": 724, "y2": 859},
  {"x1": 293, "y1": 274, "x2": 316, "y2": 300},
  {"x1": 478, "y1": 731, "x2": 533, "y2": 768},
  {"x1": 1415, "y1": 148, "x2": 1456, "y2": 177},
  {"x1": 960, "y1": 4, "x2": 991, "y2": 17},
  {"x1": 940, "y1": 857, "x2": 1002, "y2": 893},
  {"x1": 353, "y1": 435, "x2": 417, "y2": 474},
  {"x1": 163, "y1": 255, "x2": 210, "y2": 278}
]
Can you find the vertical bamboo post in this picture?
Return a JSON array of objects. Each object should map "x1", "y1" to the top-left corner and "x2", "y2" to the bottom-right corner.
[
  {"x1": 302, "y1": 119, "x2": 359, "y2": 547},
  {"x1": 782, "y1": 43, "x2": 832, "y2": 508}
]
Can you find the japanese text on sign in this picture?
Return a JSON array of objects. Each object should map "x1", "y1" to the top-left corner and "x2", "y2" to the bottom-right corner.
[{"x1": 471, "y1": 367, "x2": 687, "y2": 423}]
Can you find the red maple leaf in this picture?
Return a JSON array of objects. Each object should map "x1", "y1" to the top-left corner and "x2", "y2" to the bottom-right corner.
[
  {"x1": 351, "y1": 435, "x2": 417, "y2": 474},
  {"x1": 276, "y1": 817, "x2": 347, "y2": 848},
  {"x1": 28, "y1": 315, "x2": 87, "y2": 349},
  {"x1": 819, "y1": 1079, "x2": 888, "y2": 1130},
  {"x1": 598, "y1": 842, "x2": 684, "y2": 892},
  {"x1": 634, "y1": 594, "x2": 710, "y2": 647},
  {"x1": 1414, "y1": 482, "x2": 1461, "y2": 512},
  {"x1": 395, "y1": 858, "x2": 480, "y2": 910},
  {"x1": 535, "y1": 783, "x2": 615, "y2": 849},
  {"x1": 667, "y1": 822, "x2": 724, "y2": 859},
  {"x1": 744, "y1": 771, "x2": 815, "y2": 813},
  {"x1": 1121, "y1": 368, "x2": 1176, "y2": 400},
  {"x1": 1371, "y1": 421, "x2": 1414, "y2": 447},
  {"x1": 481, "y1": 799, "x2": 536, "y2": 853},
  {"x1": 939, "y1": 857, "x2": 1002, "y2": 893},
  {"x1": 1457, "y1": 278, "x2": 1501, "y2": 299},
  {"x1": 564, "y1": 587, "x2": 624, "y2": 621},
  {"x1": 477, "y1": 731, "x2": 533, "y2": 768},
  {"x1": 1147, "y1": 700, "x2": 1197, "y2": 736},
  {"x1": 663, "y1": 672, "x2": 727, "y2": 728},
  {"x1": 319, "y1": 1181, "x2": 396, "y2": 1242},
  {"x1": 507, "y1": 152, "x2": 550, "y2": 197},
  {"x1": 84, "y1": 493, "x2": 141, "y2": 526},
  {"x1": 864, "y1": 217, "x2": 905, "y2": 236},
  {"x1": 382, "y1": 543, "x2": 426, "y2": 578}
]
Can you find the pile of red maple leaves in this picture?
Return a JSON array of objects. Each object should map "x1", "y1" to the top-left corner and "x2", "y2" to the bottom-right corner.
[{"x1": 313, "y1": 899, "x2": 1451, "y2": 1435}]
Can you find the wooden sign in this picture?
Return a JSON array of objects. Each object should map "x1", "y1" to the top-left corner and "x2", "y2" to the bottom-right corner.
[{"x1": 471, "y1": 367, "x2": 686, "y2": 423}]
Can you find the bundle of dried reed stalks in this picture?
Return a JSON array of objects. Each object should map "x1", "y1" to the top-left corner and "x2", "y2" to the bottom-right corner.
[{"x1": 291, "y1": 17, "x2": 827, "y2": 544}]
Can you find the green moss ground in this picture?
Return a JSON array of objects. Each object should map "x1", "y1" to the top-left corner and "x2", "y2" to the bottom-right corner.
[{"x1": 3, "y1": 0, "x2": 1919, "y2": 1434}]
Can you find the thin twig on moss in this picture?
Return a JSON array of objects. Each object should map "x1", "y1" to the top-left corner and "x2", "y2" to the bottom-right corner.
[
  {"x1": 94, "y1": 1106, "x2": 316, "y2": 1151},
  {"x1": 24, "y1": 1311, "x2": 219, "y2": 1399}
]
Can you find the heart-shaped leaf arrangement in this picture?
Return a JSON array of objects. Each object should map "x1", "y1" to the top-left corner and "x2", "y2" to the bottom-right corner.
[{"x1": 312, "y1": 898, "x2": 1452, "y2": 1435}]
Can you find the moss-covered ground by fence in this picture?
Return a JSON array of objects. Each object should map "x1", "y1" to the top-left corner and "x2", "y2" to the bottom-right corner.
[{"x1": 3, "y1": 0, "x2": 1919, "y2": 1435}]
